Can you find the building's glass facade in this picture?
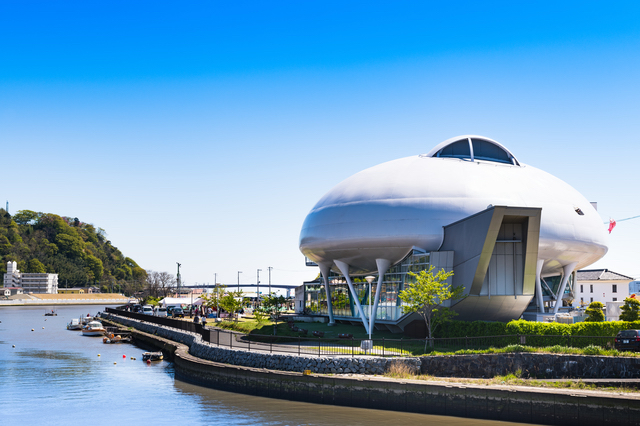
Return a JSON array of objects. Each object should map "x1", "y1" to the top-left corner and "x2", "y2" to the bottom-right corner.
[{"x1": 303, "y1": 250, "x2": 431, "y2": 322}]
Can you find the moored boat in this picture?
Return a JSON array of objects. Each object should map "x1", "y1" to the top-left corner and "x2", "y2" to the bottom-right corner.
[
  {"x1": 82, "y1": 321, "x2": 106, "y2": 336},
  {"x1": 67, "y1": 318, "x2": 82, "y2": 330},
  {"x1": 142, "y1": 351, "x2": 163, "y2": 361}
]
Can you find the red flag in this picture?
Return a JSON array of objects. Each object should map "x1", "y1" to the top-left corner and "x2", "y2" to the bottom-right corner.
[{"x1": 608, "y1": 218, "x2": 616, "y2": 234}]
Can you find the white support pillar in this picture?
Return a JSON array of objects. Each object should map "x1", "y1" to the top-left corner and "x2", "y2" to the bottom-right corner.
[
  {"x1": 553, "y1": 262, "x2": 578, "y2": 315},
  {"x1": 318, "y1": 262, "x2": 335, "y2": 325},
  {"x1": 334, "y1": 260, "x2": 370, "y2": 335},
  {"x1": 369, "y1": 258, "x2": 391, "y2": 338},
  {"x1": 535, "y1": 259, "x2": 545, "y2": 313}
]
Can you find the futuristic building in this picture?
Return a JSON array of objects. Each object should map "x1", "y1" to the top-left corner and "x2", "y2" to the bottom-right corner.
[{"x1": 299, "y1": 136, "x2": 608, "y2": 333}]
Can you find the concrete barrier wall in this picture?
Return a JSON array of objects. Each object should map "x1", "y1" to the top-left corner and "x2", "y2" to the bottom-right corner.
[{"x1": 120, "y1": 317, "x2": 640, "y2": 426}]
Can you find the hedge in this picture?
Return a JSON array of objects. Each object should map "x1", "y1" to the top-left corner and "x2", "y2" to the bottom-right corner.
[{"x1": 436, "y1": 319, "x2": 640, "y2": 339}]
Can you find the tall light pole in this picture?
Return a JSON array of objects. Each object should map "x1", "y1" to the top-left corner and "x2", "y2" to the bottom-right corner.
[
  {"x1": 214, "y1": 273, "x2": 218, "y2": 321},
  {"x1": 237, "y1": 271, "x2": 242, "y2": 292},
  {"x1": 257, "y1": 269, "x2": 262, "y2": 306},
  {"x1": 268, "y1": 266, "x2": 273, "y2": 296},
  {"x1": 176, "y1": 262, "x2": 182, "y2": 298}
]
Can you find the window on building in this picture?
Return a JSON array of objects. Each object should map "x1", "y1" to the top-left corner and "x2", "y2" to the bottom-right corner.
[
  {"x1": 590, "y1": 297, "x2": 593, "y2": 302},
  {"x1": 590, "y1": 284, "x2": 593, "y2": 293},
  {"x1": 580, "y1": 285, "x2": 584, "y2": 293},
  {"x1": 580, "y1": 297, "x2": 584, "y2": 304},
  {"x1": 436, "y1": 139, "x2": 471, "y2": 159},
  {"x1": 612, "y1": 284, "x2": 617, "y2": 293},
  {"x1": 613, "y1": 298, "x2": 617, "y2": 302}
]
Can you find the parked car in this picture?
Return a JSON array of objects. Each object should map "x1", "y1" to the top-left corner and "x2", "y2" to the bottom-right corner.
[
  {"x1": 155, "y1": 307, "x2": 168, "y2": 317},
  {"x1": 172, "y1": 307, "x2": 184, "y2": 318},
  {"x1": 614, "y1": 329, "x2": 640, "y2": 351},
  {"x1": 132, "y1": 304, "x2": 143, "y2": 313},
  {"x1": 142, "y1": 305, "x2": 154, "y2": 315}
]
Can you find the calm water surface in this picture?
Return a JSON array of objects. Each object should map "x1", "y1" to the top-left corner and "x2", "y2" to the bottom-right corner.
[{"x1": 0, "y1": 305, "x2": 535, "y2": 425}]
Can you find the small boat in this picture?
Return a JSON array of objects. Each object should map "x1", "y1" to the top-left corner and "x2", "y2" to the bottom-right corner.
[
  {"x1": 67, "y1": 318, "x2": 82, "y2": 330},
  {"x1": 44, "y1": 310, "x2": 57, "y2": 316},
  {"x1": 142, "y1": 351, "x2": 163, "y2": 361},
  {"x1": 82, "y1": 321, "x2": 106, "y2": 336},
  {"x1": 103, "y1": 334, "x2": 132, "y2": 344}
]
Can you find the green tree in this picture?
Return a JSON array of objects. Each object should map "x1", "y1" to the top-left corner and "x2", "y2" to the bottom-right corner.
[
  {"x1": 84, "y1": 254, "x2": 104, "y2": 281},
  {"x1": 200, "y1": 285, "x2": 227, "y2": 314},
  {"x1": 398, "y1": 266, "x2": 462, "y2": 349},
  {"x1": 219, "y1": 290, "x2": 244, "y2": 322},
  {"x1": 55, "y1": 234, "x2": 84, "y2": 258},
  {"x1": 584, "y1": 301, "x2": 605, "y2": 322},
  {"x1": 262, "y1": 293, "x2": 287, "y2": 323},
  {"x1": 13, "y1": 210, "x2": 41, "y2": 225},
  {"x1": 27, "y1": 258, "x2": 46, "y2": 273},
  {"x1": 620, "y1": 297, "x2": 640, "y2": 322}
]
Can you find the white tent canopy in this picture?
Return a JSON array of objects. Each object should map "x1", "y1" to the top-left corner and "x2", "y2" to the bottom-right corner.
[{"x1": 159, "y1": 297, "x2": 201, "y2": 307}]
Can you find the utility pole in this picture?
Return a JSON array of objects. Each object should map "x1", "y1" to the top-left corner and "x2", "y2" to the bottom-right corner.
[
  {"x1": 176, "y1": 262, "x2": 181, "y2": 298},
  {"x1": 214, "y1": 273, "x2": 218, "y2": 321},
  {"x1": 237, "y1": 271, "x2": 242, "y2": 292},
  {"x1": 268, "y1": 266, "x2": 273, "y2": 296},
  {"x1": 257, "y1": 269, "x2": 262, "y2": 306}
]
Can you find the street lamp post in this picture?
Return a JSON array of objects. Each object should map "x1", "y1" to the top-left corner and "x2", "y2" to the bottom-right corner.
[
  {"x1": 256, "y1": 269, "x2": 262, "y2": 307},
  {"x1": 268, "y1": 266, "x2": 273, "y2": 296},
  {"x1": 237, "y1": 271, "x2": 242, "y2": 292},
  {"x1": 214, "y1": 273, "x2": 218, "y2": 322}
]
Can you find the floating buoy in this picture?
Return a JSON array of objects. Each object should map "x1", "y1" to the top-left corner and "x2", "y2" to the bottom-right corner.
[
  {"x1": 122, "y1": 354, "x2": 126, "y2": 359},
  {"x1": 42, "y1": 327, "x2": 45, "y2": 329},
  {"x1": 12, "y1": 345, "x2": 15, "y2": 348},
  {"x1": 146, "y1": 359, "x2": 151, "y2": 364},
  {"x1": 31, "y1": 329, "x2": 34, "y2": 331},
  {"x1": 131, "y1": 357, "x2": 136, "y2": 360},
  {"x1": 97, "y1": 354, "x2": 101, "y2": 357},
  {"x1": 114, "y1": 362, "x2": 117, "y2": 365}
]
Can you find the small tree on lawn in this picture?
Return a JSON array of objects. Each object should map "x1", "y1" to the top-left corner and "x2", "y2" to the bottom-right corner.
[
  {"x1": 584, "y1": 301, "x2": 605, "y2": 322},
  {"x1": 201, "y1": 285, "x2": 227, "y2": 317},
  {"x1": 398, "y1": 266, "x2": 462, "y2": 351},
  {"x1": 620, "y1": 297, "x2": 640, "y2": 322},
  {"x1": 219, "y1": 290, "x2": 244, "y2": 322}
]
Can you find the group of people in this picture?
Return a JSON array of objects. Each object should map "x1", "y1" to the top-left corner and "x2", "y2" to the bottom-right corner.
[{"x1": 192, "y1": 305, "x2": 214, "y2": 325}]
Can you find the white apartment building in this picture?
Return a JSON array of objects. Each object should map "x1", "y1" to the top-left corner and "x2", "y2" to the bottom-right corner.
[
  {"x1": 575, "y1": 269, "x2": 634, "y2": 307},
  {"x1": 3, "y1": 261, "x2": 58, "y2": 294}
]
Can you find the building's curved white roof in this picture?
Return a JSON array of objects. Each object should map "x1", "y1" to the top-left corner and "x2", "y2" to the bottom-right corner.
[{"x1": 300, "y1": 135, "x2": 608, "y2": 276}]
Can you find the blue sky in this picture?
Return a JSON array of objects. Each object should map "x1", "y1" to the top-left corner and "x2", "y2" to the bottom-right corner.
[{"x1": 2, "y1": 1, "x2": 639, "y2": 289}]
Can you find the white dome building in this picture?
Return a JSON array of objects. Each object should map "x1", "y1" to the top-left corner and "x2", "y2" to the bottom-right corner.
[{"x1": 299, "y1": 136, "x2": 608, "y2": 332}]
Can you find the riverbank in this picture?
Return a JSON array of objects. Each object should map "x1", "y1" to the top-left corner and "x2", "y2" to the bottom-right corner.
[
  {"x1": 105, "y1": 313, "x2": 640, "y2": 426},
  {"x1": 0, "y1": 293, "x2": 133, "y2": 306}
]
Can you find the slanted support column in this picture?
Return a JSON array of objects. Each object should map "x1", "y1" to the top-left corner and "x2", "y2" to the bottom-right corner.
[
  {"x1": 553, "y1": 262, "x2": 578, "y2": 315},
  {"x1": 369, "y1": 258, "x2": 391, "y2": 338},
  {"x1": 334, "y1": 260, "x2": 370, "y2": 335},
  {"x1": 535, "y1": 259, "x2": 545, "y2": 313},
  {"x1": 318, "y1": 262, "x2": 335, "y2": 325}
]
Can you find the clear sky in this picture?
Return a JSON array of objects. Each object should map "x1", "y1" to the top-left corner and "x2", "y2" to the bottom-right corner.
[{"x1": 2, "y1": 1, "x2": 639, "y2": 290}]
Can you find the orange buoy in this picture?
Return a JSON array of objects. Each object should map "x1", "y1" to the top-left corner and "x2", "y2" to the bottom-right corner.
[{"x1": 122, "y1": 355, "x2": 126, "y2": 359}]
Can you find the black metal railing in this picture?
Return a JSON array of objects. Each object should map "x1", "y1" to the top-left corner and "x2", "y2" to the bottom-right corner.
[{"x1": 104, "y1": 308, "x2": 617, "y2": 357}]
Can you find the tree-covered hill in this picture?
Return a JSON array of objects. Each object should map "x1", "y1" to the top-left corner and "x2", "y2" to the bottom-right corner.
[{"x1": 0, "y1": 209, "x2": 146, "y2": 292}]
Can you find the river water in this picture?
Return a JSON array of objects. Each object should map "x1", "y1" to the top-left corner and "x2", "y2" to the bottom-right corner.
[{"x1": 0, "y1": 305, "x2": 535, "y2": 425}]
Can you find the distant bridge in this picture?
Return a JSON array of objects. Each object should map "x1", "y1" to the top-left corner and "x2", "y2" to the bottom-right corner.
[{"x1": 183, "y1": 284, "x2": 298, "y2": 290}]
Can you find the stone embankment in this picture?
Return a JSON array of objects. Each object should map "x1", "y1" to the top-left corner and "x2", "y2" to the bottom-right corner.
[{"x1": 104, "y1": 313, "x2": 420, "y2": 375}]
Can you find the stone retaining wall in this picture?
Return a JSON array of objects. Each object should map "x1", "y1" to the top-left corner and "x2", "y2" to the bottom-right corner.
[
  {"x1": 104, "y1": 313, "x2": 420, "y2": 375},
  {"x1": 420, "y1": 353, "x2": 640, "y2": 379}
]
